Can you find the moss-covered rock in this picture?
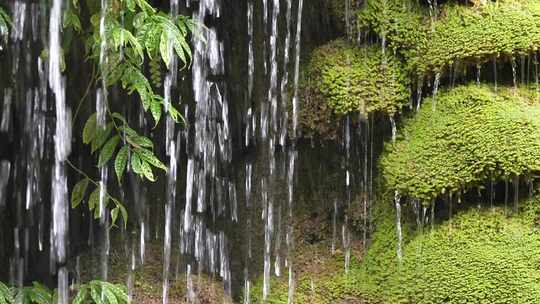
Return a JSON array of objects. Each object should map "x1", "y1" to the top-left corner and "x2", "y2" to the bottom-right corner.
[
  {"x1": 417, "y1": 0, "x2": 540, "y2": 74},
  {"x1": 357, "y1": 0, "x2": 540, "y2": 75},
  {"x1": 356, "y1": 0, "x2": 427, "y2": 73},
  {"x1": 302, "y1": 39, "x2": 410, "y2": 117},
  {"x1": 385, "y1": 205, "x2": 540, "y2": 303},
  {"x1": 381, "y1": 84, "x2": 540, "y2": 201}
]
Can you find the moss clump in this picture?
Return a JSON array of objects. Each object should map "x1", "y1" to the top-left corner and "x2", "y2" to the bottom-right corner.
[
  {"x1": 416, "y1": 0, "x2": 540, "y2": 74},
  {"x1": 303, "y1": 39, "x2": 410, "y2": 116},
  {"x1": 356, "y1": 0, "x2": 428, "y2": 72},
  {"x1": 357, "y1": 0, "x2": 540, "y2": 75},
  {"x1": 385, "y1": 205, "x2": 540, "y2": 303},
  {"x1": 381, "y1": 84, "x2": 540, "y2": 201}
]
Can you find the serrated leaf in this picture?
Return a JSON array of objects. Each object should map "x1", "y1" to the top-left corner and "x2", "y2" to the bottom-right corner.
[
  {"x1": 72, "y1": 287, "x2": 87, "y2": 304},
  {"x1": 71, "y1": 178, "x2": 89, "y2": 208},
  {"x1": 91, "y1": 123, "x2": 114, "y2": 154},
  {"x1": 131, "y1": 152, "x2": 143, "y2": 176},
  {"x1": 98, "y1": 135, "x2": 121, "y2": 167},
  {"x1": 126, "y1": 134, "x2": 153, "y2": 149},
  {"x1": 160, "y1": 30, "x2": 171, "y2": 68},
  {"x1": 140, "y1": 160, "x2": 155, "y2": 181},
  {"x1": 115, "y1": 145, "x2": 129, "y2": 183},
  {"x1": 135, "y1": 148, "x2": 167, "y2": 171},
  {"x1": 88, "y1": 187, "x2": 100, "y2": 212},
  {"x1": 83, "y1": 113, "x2": 97, "y2": 144},
  {"x1": 90, "y1": 285, "x2": 103, "y2": 304},
  {"x1": 150, "y1": 99, "x2": 162, "y2": 126}
]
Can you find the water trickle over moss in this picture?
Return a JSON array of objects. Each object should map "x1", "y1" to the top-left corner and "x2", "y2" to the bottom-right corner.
[
  {"x1": 385, "y1": 203, "x2": 540, "y2": 303},
  {"x1": 303, "y1": 39, "x2": 410, "y2": 116},
  {"x1": 381, "y1": 84, "x2": 540, "y2": 201},
  {"x1": 357, "y1": 0, "x2": 540, "y2": 75}
]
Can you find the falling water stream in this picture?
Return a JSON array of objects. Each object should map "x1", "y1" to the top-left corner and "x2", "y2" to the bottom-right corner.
[{"x1": 49, "y1": 0, "x2": 71, "y2": 302}]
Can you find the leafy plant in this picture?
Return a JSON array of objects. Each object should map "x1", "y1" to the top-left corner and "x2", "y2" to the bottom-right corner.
[
  {"x1": 73, "y1": 281, "x2": 128, "y2": 304},
  {"x1": 0, "y1": 282, "x2": 13, "y2": 304},
  {"x1": 12, "y1": 283, "x2": 54, "y2": 304},
  {"x1": 58, "y1": 0, "x2": 196, "y2": 225},
  {"x1": 0, "y1": 6, "x2": 11, "y2": 50}
]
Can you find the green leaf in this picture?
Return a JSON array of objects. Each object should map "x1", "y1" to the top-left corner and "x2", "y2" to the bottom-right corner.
[
  {"x1": 125, "y1": 132, "x2": 153, "y2": 149},
  {"x1": 98, "y1": 135, "x2": 121, "y2": 167},
  {"x1": 131, "y1": 152, "x2": 143, "y2": 176},
  {"x1": 90, "y1": 285, "x2": 103, "y2": 304},
  {"x1": 111, "y1": 112, "x2": 127, "y2": 125},
  {"x1": 118, "y1": 204, "x2": 128, "y2": 228},
  {"x1": 115, "y1": 145, "x2": 129, "y2": 183},
  {"x1": 140, "y1": 160, "x2": 155, "y2": 181},
  {"x1": 88, "y1": 187, "x2": 100, "y2": 212},
  {"x1": 83, "y1": 113, "x2": 97, "y2": 144},
  {"x1": 111, "y1": 207, "x2": 119, "y2": 227},
  {"x1": 135, "y1": 148, "x2": 167, "y2": 171},
  {"x1": 72, "y1": 287, "x2": 88, "y2": 304},
  {"x1": 71, "y1": 178, "x2": 89, "y2": 209},
  {"x1": 150, "y1": 99, "x2": 162, "y2": 126},
  {"x1": 160, "y1": 30, "x2": 171, "y2": 68},
  {"x1": 91, "y1": 123, "x2": 114, "y2": 154}
]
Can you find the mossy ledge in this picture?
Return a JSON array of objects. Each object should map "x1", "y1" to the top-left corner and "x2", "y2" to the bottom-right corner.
[
  {"x1": 384, "y1": 201, "x2": 540, "y2": 303},
  {"x1": 302, "y1": 39, "x2": 410, "y2": 117},
  {"x1": 381, "y1": 84, "x2": 540, "y2": 201},
  {"x1": 357, "y1": 0, "x2": 540, "y2": 75}
]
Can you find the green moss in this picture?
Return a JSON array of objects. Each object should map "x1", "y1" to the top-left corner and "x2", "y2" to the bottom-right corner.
[
  {"x1": 303, "y1": 39, "x2": 410, "y2": 117},
  {"x1": 417, "y1": 0, "x2": 540, "y2": 74},
  {"x1": 385, "y1": 204, "x2": 540, "y2": 303},
  {"x1": 356, "y1": 0, "x2": 428, "y2": 72},
  {"x1": 381, "y1": 84, "x2": 540, "y2": 201},
  {"x1": 357, "y1": 0, "x2": 540, "y2": 75}
]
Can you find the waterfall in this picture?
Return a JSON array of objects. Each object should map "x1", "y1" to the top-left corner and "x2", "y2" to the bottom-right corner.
[
  {"x1": 162, "y1": 1, "x2": 180, "y2": 302},
  {"x1": 394, "y1": 191, "x2": 403, "y2": 262},
  {"x1": 49, "y1": 0, "x2": 71, "y2": 302},
  {"x1": 292, "y1": 0, "x2": 304, "y2": 139},
  {"x1": 0, "y1": 161, "x2": 10, "y2": 209},
  {"x1": 183, "y1": 0, "x2": 233, "y2": 299},
  {"x1": 493, "y1": 58, "x2": 498, "y2": 92},
  {"x1": 279, "y1": 0, "x2": 292, "y2": 146},
  {"x1": 243, "y1": 162, "x2": 253, "y2": 304},
  {"x1": 476, "y1": 63, "x2": 481, "y2": 85},
  {"x1": 432, "y1": 72, "x2": 441, "y2": 112},
  {"x1": 511, "y1": 57, "x2": 518, "y2": 88},
  {"x1": 390, "y1": 114, "x2": 402, "y2": 262},
  {"x1": 286, "y1": 150, "x2": 297, "y2": 304}
]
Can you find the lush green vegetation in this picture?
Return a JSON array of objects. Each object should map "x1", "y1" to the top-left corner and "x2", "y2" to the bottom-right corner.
[
  {"x1": 385, "y1": 205, "x2": 540, "y2": 303},
  {"x1": 250, "y1": 189, "x2": 540, "y2": 304},
  {"x1": 0, "y1": 6, "x2": 10, "y2": 50},
  {"x1": 60, "y1": 0, "x2": 196, "y2": 226},
  {"x1": 0, "y1": 281, "x2": 127, "y2": 304},
  {"x1": 357, "y1": 0, "x2": 540, "y2": 75},
  {"x1": 303, "y1": 39, "x2": 409, "y2": 116},
  {"x1": 381, "y1": 84, "x2": 540, "y2": 201}
]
